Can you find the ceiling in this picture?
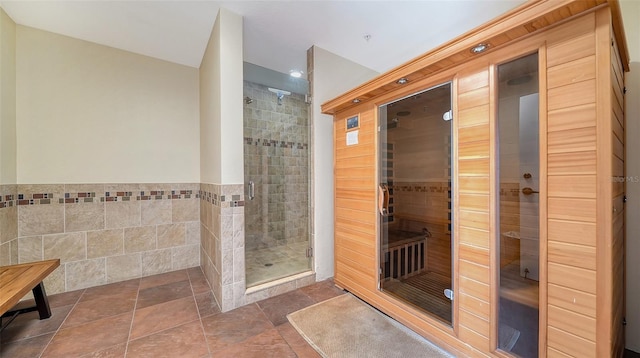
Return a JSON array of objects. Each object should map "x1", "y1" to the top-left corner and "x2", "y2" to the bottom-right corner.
[{"x1": 0, "y1": 0, "x2": 532, "y2": 77}]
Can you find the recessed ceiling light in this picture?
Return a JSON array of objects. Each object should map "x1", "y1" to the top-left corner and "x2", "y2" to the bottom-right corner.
[
  {"x1": 289, "y1": 70, "x2": 303, "y2": 78},
  {"x1": 352, "y1": 98, "x2": 361, "y2": 103},
  {"x1": 396, "y1": 78, "x2": 408, "y2": 85},
  {"x1": 470, "y1": 43, "x2": 490, "y2": 54}
]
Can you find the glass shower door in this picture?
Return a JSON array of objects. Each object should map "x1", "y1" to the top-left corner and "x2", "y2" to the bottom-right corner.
[{"x1": 242, "y1": 68, "x2": 311, "y2": 287}]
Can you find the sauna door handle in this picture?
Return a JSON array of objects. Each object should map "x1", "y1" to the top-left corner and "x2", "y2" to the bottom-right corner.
[
  {"x1": 378, "y1": 184, "x2": 389, "y2": 216},
  {"x1": 522, "y1": 187, "x2": 539, "y2": 195}
]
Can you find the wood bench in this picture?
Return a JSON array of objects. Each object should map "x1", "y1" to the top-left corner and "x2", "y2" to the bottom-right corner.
[{"x1": 0, "y1": 259, "x2": 60, "y2": 331}]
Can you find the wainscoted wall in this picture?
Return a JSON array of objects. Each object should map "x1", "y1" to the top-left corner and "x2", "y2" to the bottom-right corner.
[
  {"x1": 0, "y1": 184, "x2": 18, "y2": 266},
  {"x1": 199, "y1": 182, "x2": 315, "y2": 312},
  {"x1": 199, "y1": 183, "x2": 245, "y2": 312},
  {"x1": 14, "y1": 183, "x2": 200, "y2": 295}
]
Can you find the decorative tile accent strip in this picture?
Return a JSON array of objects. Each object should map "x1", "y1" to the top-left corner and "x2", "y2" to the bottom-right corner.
[
  {"x1": 0, "y1": 194, "x2": 15, "y2": 209},
  {"x1": 17, "y1": 193, "x2": 55, "y2": 205},
  {"x1": 20, "y1": 188, "x2": 199, "y2": 205},
  {"x1": 244, "y1": 137, "x2": 308, "y2": 149},
  {"x1": 392, "y1": 184, "x2": 448, "y2": 193},
  {"x1": 199, "y1": 189, "x2": 244, "y2": 208}
]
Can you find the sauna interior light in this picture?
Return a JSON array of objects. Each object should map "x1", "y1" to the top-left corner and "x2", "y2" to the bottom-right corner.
[
  {"x1": 289, "y1": 70, "x2": 303, "y2": 78},
  {"x1": 396, "y1": 78, "x2": 408, "y2": 85},
  {"x1": 352, "y1": 98, "x2": 361, "y2": 103},
  {"x1": 471, "y1": 43, "x2": 489, "y2": 54}
]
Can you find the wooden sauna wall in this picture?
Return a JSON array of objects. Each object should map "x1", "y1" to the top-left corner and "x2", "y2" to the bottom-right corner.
[
  {"x1": 545, "y1": 12, "x2": 600, "y2": 358},
  {"x1": 606, "y1": 10, "x2": 626, "y2": 357},
  {"x1": 456, "y1": 63, "x2": 493, "y2": 354},
  {"x1": 334, "y1": 106, "x2": 378, "y2": 294},
  {"x1": 331, "y1": 6, "x2": 625, "y2": 357}
]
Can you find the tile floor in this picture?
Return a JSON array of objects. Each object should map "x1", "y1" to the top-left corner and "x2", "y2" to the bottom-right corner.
[
  {"x1": 245, "y1": 242, "x2": 311, "y2": 287},
  {"x1": 0, "y1": 267, "x2": 345, "y2": 357}
]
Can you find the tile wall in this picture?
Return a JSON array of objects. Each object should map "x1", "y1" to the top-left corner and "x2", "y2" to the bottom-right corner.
[
  {"x1": 199, "y1": 183, "x2": 245, "y2": 312},
  {"x1": 12, "y1": 183, "x2": 200, "y2": 294},
  {"x1": 500, "y1": 182, "x2": 521, "y2": 267},
  {"x1": 200, "y1": 182, "x2": 315, "y2": 313},
  {"x1": 0, "y1": 184, "x2": 18, "y2": 266}
]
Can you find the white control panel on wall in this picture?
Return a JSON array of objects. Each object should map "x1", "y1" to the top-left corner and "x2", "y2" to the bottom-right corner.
[{"x1": 347, "y1": 130, "x2": 359, "y2": 146}]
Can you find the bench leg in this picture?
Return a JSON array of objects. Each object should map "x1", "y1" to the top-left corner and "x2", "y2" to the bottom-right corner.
[{"x1": 32, "y1": 282, "x2": 52, "y2": 319}]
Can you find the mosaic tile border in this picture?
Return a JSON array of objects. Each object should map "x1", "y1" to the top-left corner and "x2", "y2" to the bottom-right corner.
[
  {"x1": 16, "y1": 190, "x2": 199, "y2": 205},
  {"x1": 392, "y1": 184, "x2": 450, "y2": 193},
  {"x1": 244, "y1": 137, "x2": 308, "y2": 150},
  {"x1": 0, "y1": 194, "x2": 15, "y2": 209},
  {"x1": 199, "y1": 189, "x2": 244, "y2": 208}
]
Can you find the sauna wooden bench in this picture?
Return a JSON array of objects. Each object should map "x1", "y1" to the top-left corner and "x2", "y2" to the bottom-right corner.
[{"x1": 0, "y1": 259, "x2": 60, "y2": 331}]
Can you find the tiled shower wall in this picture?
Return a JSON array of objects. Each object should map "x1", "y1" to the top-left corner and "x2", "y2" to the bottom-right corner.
[
  {"x1": 0, "y1": 184, "x2": 18, "y2": 266},
  {"x1": 199, "y1": 182, "x2": 315, "y2": 313},
  {"x1": 243, "y1": 81, "x2": 310, "y2": 251},
  {"x1": 12, "y1": 183, "x2": 200, "y2": 294}
]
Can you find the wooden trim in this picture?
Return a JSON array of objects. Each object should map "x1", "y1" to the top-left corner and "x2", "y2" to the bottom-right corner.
[
  {"x1": 606, "y1": 0, "x2": 630, "y2": 71},
  {"x1": 594, "y1": 7, "x2": 613, "y2": 358},
  {"x1": 321, "y1": 0, "x2": 618, "y2": 115},
  {"x1": 538, "y1": 43, "x2": 550, "y2": 358},
  {"x1": 488, "y1": 60, "x2": 499, "y2": 353},
  {"x1": 452, "y1": 72, "x2": 461, "y2": 338}
]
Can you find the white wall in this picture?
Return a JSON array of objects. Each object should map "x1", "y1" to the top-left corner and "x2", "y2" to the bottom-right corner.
[
  {"x1": 199, "y1": 8, "x2": 243, "y2": 185},
  {"x1": 0, "y1": 8, "x2": 16, "y2": 184},
  {"x1": 311, "y1": 46, "x2": 378, "y2": 280},
  {"x1": 16, "y1": 26, "x2": 200, "y2": 184},
  {"x1": 621, "y1": 0, "x2": 640, "y2": 352}
]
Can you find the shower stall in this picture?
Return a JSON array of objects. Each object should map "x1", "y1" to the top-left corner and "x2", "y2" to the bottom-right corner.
[{"x1": 242, "y1": 63, "x2": 312, "y2": 287}]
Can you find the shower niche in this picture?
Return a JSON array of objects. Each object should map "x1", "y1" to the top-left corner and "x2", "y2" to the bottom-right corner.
[{"x1": 242, "y1": 62, "x2": 312, "y2": 287}]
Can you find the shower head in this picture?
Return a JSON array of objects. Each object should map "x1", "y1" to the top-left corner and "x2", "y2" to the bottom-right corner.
[
  {"x1": 244, "y1": 96, "x2": 253, "y2": 104},
  {"x1": 268, "y1": 87, "x2": 291, "y2": 96},
  {"x1": 268, "y1": 87, "x2": 290, "y2": 105}
]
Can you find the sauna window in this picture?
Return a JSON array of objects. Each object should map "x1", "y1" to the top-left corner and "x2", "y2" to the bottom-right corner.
[
  {"x1": 497, "y1": 53, "x2": 539, "y2": 357},
  {"x1": 378, "y1": 83, "x2": 453, "y2": 325}
]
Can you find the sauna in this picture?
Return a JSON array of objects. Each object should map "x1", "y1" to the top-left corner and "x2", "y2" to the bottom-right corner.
[{"x1": 322, "y1": 0, "x2": 628, "y2": 357}]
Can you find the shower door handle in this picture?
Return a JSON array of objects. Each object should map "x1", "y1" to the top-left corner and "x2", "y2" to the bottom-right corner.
[
  {"x1": 378, "y1": 184, "x2": 389, "y2": 216},
  {"x1": 248, "y1": 181, "x2": 255, "y2": 201},
  {"x1": 522, "y1": 187, "x2": 539, "y2": 195}
]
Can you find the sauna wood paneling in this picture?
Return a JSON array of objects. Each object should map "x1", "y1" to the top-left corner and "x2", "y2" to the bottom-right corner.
[
  {"x1": 608, "y1": 26, "x2": 626, "y2": 358},
  {"x1": 547, "y1": 151, "x2": 596, "y2": 175},
  {"x1": 547, "y1": 326, "x2": 596, "y2": 358},
  {"x1": 329, "y1": 3, "x2": 626, "y2": 356},
  {"x1": 546, "y1": 33, "x2": 595, "y2": 67},
  {"x1": 548, "y1": 262, "x2": 596, "y2": 295},
  {"x1": 547, "y1": 175, "x2": 596, "y2": 199},
  {"x1": 547, "y1": 104, "x2": 596, "y2": 132},
  {"x1": 455, "y1": 64, "x2": 492, "y2": 348},
  {"x1": 547, "y1": 55, "x2": 596, "y2": 89},
  {"x1": 459, "y1": 193, "x2": 490, "y2": 212},
  {"x1": 548, "y1": 283, "x2": 596, "y2": 318},
  {"x1": 545, "y1": 18, "x2": 602, "y2": 350},
  {"x1": 333, "y1": 107, "x2": 377, "y2": 292},
  {"x1": 548, "y1": 305, "x2": 596, "y2": 342},
  {"x1": 548, "y1": 241, "x2": 596, "y2": 270},
  {"x1": 548, "y1": 219, "x2": 596, "y2": 246}
]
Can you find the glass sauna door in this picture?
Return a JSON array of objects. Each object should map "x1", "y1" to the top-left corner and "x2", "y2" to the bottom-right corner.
[
  {"x1": 497, "y1": 53, "x2": 539, "y2": 357},
  {"x1": 378, "y1": 83, "x2": 453, "y2": 324}
]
